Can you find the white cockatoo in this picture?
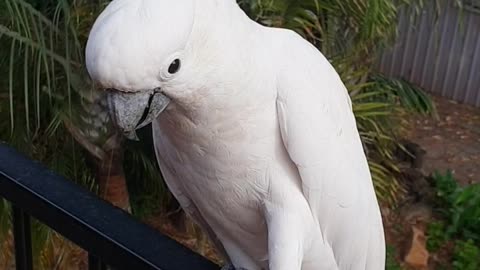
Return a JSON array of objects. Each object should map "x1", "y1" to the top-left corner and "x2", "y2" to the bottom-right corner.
[{"x1": 86, "y1": 0, "x2": 385, "y2": 269}]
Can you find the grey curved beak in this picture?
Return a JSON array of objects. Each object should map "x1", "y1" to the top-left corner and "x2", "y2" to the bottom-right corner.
[{"x1": 106, "y1": 89, "x2": 170, "y2": 140}]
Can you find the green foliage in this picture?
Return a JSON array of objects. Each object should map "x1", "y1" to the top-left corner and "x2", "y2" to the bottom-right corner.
[
  {"x1": 240, "y1": 0, "x2": 400, "y2": 61},
  {"x1": 452, "y1": 239, "x2": 480, "y2": 270},
  {"x1": 428, "y1": 171, "x2": 480, "y2": 269},
  {"x1": 426, "y1": 221, "x2": 448, "y2": 252},
  {"x1": 386, "y1": 245, "x2": 403, "y2": 270},
  {"x1": 434, "y1": 170, "x2": 460, "y2": 204},
  {"x1": 370, "y1": 74, "x2": 437, "y2": 116},
  {"x1": 433, "y1": 171, "x2": 480, "y2": 242},
  {"x1": 351, "y1": 86, "x2": 402, "y2": 203},
  {"x1": 30, "y1": 218, "x2": 52, "y2": 266},
  {"x1": 0, "y1": 0, "x2": 165, "y2": 267}
]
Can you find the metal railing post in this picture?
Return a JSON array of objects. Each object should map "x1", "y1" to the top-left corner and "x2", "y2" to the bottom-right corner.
[
  {"x1": 89, "y1": 254, "x2": 107, "y2": 270},
  {"x1": 12, "y1": 206, "x2": 33, "y2": 270}
]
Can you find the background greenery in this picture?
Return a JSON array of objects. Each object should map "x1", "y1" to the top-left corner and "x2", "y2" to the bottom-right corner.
[
  {"x1": 426, "y1": 171, "x2": 480, "y2": 270},
  {"x1": 0, "y1": 0, "x2": 441, "y2": 268}
]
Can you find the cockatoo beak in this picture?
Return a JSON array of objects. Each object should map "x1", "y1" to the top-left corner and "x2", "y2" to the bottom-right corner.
[{"x1": 106, "y1": 89, "x2": 170, "y2": 140}]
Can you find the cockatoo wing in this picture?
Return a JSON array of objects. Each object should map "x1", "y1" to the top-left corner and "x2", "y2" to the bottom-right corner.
[
  {"x1": 275, "y1": 31, "x2": 384, "y2": 269},
  {"x1": 152, "y1": 122, "x2": 230, "y2": 262}
]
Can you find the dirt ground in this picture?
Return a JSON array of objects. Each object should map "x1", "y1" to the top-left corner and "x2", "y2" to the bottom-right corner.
[
  {"x1": 403, "y1": 95, "x2": 480, "y2": 185},
  {"x1": 381, "y1": 95, "x2": 480, "y2": 269}
]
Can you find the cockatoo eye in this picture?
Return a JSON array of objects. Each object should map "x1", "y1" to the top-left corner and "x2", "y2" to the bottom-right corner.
[{"x1": 168, "y1": 59, "x2": 181, "y2": 74}]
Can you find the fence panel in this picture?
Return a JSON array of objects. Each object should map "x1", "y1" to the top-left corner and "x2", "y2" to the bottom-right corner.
[{"x1": 378, "y1": 1, "x2": 480, "y2": 106}]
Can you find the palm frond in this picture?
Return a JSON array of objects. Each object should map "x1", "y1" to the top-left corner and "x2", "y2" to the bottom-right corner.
[
  {"x1": 371, "y1": 74, "x2": 437, "y2": 116},
  {"x1": 0, "y1": 0, "x2": 86, "y2": 137},
  {"x1": 0, "y1": 1, "x2": 101, "y2": 266}
]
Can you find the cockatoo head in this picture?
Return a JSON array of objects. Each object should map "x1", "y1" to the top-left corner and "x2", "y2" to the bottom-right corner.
[{"x1": 86, "y1": 0, "x2": 196, "y2": 139}]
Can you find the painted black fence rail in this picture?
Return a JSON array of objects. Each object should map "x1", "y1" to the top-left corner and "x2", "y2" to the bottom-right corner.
[{"x1": 0, "y1": 143, "x2": 220, "y2": 270}]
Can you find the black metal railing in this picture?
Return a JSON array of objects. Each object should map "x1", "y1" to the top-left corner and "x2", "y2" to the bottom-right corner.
[{"x1": 0, "y1": 143, "x2": 220, "y2": 270}]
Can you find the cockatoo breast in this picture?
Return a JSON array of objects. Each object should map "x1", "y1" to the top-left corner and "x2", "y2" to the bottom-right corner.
[{"x1": 151, "y1": 29, "x2": 306, "y2": 268}]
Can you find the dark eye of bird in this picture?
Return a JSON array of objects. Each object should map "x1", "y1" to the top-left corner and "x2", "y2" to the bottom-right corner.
[{"x1": 168, "y1": 59, "x2": 181, "y2": 74}]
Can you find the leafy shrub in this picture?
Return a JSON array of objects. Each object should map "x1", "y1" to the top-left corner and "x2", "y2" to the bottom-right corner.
[
  {"x1": 370, "y1": 74, "x2": 436, "y2": 116},
  {"x1": 452, "y1": 239, "x2": 480, "y2": 270},
  {"x1": 433, "y1": 171, "x2": 480, "y2": 242},
  {"x1": 428, "y1": 171, "x2": 480, "y2": 269},
  {"x1": 386, "y1": 245, "x2": 403, "y2": 270},
  {"x1": 427, "y1": 221, "x2": 448, "y2": 252}
]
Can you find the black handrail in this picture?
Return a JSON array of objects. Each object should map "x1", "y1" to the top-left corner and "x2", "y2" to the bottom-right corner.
[{"x1": 0, "y1": 143, "x2": 220, "y2": 270}]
